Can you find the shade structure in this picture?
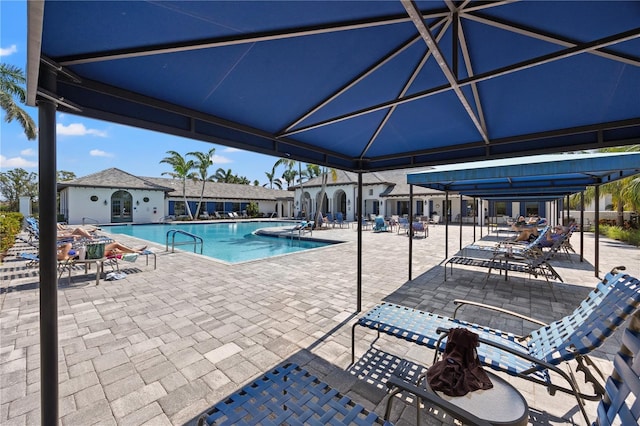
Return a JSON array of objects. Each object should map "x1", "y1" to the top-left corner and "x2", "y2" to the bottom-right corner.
[
  {"x1": 27, "y1": 1, "x2": 640, "y2": 170},
  {"x1": 406, "y1": 152, "x2": 640, "y2": 198},
  {"x1": 24, "y1": 3, "x2": 640, "y2": 424}
]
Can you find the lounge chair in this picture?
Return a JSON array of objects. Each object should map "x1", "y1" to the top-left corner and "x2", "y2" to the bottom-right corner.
[
  {"x1": 335, "y1": 212, "x2": 345, "y2": 228},
  {"x1": 396, "y1": 217, "x2": 410, "y2": 235},
  {"x1": 197, "y1": 363, "x2": 390, "y2": 426},
  {"x1": 428, "y1": 214, "x2": 440, "y2": 225},
  {"x1": 411, "y1": 221, "x2": 428, "y2": 238},
  {"x1": 445, "y1": 228, "x2": 567, "y2": 287},
  {"x1": 384, "y1": 304, "x2": 640, "y2": 426},
  {"x1": 372, "y1": 216, "x2": 388, "y2": 232},
  {"x1": 354, "y1": 216, "x2": 372, "y2": 231},
  {"x1": 351, "y1": 267, "x2": 640, "y2": 424}
]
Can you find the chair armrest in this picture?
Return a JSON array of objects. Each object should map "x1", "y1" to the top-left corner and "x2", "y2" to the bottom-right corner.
[{"x1": 453, "y1": 299, "x2": 548, "y2": 326}]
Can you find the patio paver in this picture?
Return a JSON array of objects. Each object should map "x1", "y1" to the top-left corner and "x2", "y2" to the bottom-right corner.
[{"x1": 1, "y1": 221, "x2": 639, "y2": 425}]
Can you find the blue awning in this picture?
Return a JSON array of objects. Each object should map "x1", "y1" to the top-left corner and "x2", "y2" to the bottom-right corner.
[
  {"x1": 406, "y1": 152, "x2": 640, "y2": 198},
  {"x1": 27, "y1": 1, "x2": 640, "y2": 171}
]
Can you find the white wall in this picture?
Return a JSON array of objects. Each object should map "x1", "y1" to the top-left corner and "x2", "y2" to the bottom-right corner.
[{"x1": 64, "y1": 187, "x2": 165, "y2": 225}]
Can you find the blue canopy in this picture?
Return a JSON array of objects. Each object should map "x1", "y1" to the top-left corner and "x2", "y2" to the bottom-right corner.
[
  {"x1": 27, "y1": 1, "x2": 640, "y2": 171},
  {"x1": 406, "y1": 152, "x2": 640, "y2": 198},
  {"x1": 23, "y1": 4, "x2": 640, "y2": 422}
]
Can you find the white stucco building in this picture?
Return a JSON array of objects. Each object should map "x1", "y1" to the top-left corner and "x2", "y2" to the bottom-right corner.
[{"x1": 57, "y1": 168, "x2": 293, "y2": 225}]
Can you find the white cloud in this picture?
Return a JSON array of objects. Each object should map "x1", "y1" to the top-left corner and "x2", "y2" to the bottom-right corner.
[
  {"x1": 89, "y1": 149, "x2": 114, "y2": 158},
  {"x1": 20, "y1": 148, "x2": 36, "y2": 157},
  {"x1": 57, "y1": 123, "x2": 108, "y2": 137},
  {"x1": 212, "y1": 155, "x2": 232, "y2": 164},
  {"x1": 222, "y1": 147, "x2": 241, "y2": 153},
  {"x1": 0, "y1": 155, "x2": 37, "y2": 168},
  {"x1": 0, "y1": 44, "x2": 18, "y2": 57}
]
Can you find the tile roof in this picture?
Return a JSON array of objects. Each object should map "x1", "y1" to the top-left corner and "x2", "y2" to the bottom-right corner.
[
  {"x1": 58, "y1": 168, "x2": 292, "y2": 200},
  {"x1": 299, "y1": 167, "x2": 443, "y2": 197}
]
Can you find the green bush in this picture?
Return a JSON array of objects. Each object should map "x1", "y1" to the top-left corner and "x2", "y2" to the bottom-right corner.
[
  {"x1": 0, "y1": 212, "x2": 24, "y2": 259},
  {"x1": 599, "y1": 225, "x2": 640, "y2": 247},
  {"x1": 246, "y1": 202, "x2": 259, "y2": 218}
]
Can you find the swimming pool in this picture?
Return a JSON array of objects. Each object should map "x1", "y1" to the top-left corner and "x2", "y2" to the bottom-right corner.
[{"x1": 103, "y1": 221, "x2": 337, "y2": 263}]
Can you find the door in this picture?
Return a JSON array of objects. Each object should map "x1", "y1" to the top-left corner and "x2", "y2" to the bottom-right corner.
[{"x1": 111, "y1": 190, "x2": 133, "y2": 223}]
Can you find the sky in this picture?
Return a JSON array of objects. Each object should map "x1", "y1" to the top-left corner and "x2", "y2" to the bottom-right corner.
[{"x1": 0, "y1": 0, "x2": 285, "y2": 186}]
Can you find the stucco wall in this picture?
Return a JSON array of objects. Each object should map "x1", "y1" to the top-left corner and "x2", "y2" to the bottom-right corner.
[{"x1": 63, "y1": 187, "x2": 165, "y2": 225}]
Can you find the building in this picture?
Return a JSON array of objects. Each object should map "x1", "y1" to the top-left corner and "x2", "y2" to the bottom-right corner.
[
  {"x1": 292, "y1": 168, "x2": 578, "y2": 224},
  {"x1": 292, "y1": 168, "x2": 476, "y2": 223},
  {"x1": 57, "y1": 168, "x2": 293, "y2": 225}
]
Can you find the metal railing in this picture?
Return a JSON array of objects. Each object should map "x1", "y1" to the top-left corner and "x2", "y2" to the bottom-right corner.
[
  {"x1": 165, "y1": 229, "x2": 203, "y2": 254},
  {"x1": 82, "y1": 217, "x2": 101, "y2": 226}
]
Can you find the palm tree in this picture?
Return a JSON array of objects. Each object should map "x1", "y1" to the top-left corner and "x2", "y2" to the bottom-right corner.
[
  {"x1": 314, "y1": 166, "x2": 338, "y2": 227},
  {"x1": 0, "y1": 64, "x2": 37, "y2": 140},
  {"x1": 160, "y1": 150, "x2": 196, "y2": 219},
  {"x1": 570, "y1": 146, "x2": 640, "y2": 226},
  {"x1": 0, "y1": 63, "x2": 37, "y2": 140},
  {"x1": 264, "y1": 163, "x2": 283, "y2": 189},
  {"x1": 188, "y1": 147, "x2": 216, "y2": 219},
  {"x1": 214, "y1": 168, "x2": 236, "y2": 183}
]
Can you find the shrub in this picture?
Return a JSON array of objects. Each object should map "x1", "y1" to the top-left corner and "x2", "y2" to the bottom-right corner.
[
  {"x1": 599, "y1": 225, "x2": 640, "y2": 247},
  {"x1": 246, "y1": 202, "x2": 259, "y2": 218},
  {"x1": 0, "y1": 212, "x2": 24, "y2": 259}
]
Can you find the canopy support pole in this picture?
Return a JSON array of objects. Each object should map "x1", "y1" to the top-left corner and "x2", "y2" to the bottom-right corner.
[
  {"x1": 38, "y1": 65, "x2": 59, "y2": 426},
  {"x1": 595, "y1": 185, "x2": 600, "y2": 278},
  {"x1": 580, "y1": 191, "x2": 584, "y2": 263},
  {"x1": 459, "y1": 195, "x2": 463, "y2": 251},
  {"x1": 408, "y1": 185, "x2": 414, "y2": 280},
  {"x1": 445, "y1": 191, "x2": 449, "y2": 260},
  {"x1": 357, "y1": 172, "x2": 363, "y2": 312}
]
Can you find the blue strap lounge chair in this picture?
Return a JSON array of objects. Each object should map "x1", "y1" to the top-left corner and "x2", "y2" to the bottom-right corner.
[
  {"x1": 372, "y1": 216, "x2": 388, "y2": 232},
  {"x1": 335, "y1": 212, "x2": 345, "y2": 228},
  {"x1": 411, "y1": 221, "x2": 428, "y2": 238},
  {"x1": 198, "y1": 363, "x2": 391, "y2": 426},
  {"x1": 352, "y1": 267, "x2": 640, "y2": 424},
  {"x1": 396, "y1": 217, "x2": 410, "y2": 235}
]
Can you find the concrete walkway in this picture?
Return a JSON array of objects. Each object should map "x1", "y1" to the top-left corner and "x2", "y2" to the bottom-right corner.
[{"x1": 1, "y1": 221, "x2": 639, "y2": 425}]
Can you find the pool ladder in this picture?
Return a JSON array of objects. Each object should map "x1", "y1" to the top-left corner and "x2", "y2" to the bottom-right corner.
[{"x1": 166, "y1": 229, "x2": 203, "y2": 254}]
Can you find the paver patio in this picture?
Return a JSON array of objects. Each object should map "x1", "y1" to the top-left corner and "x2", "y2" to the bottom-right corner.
[{"x1": 1, "y1": 221, "x2": 639, "y2": 425}]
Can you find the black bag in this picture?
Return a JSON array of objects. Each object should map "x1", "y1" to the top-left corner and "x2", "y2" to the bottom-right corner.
[{"x1": 426, "y1": 328, "x2": 493, "y2": 396}]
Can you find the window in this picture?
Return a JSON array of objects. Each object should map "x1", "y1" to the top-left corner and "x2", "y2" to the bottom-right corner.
[
  {"x1": 494, "y1": 202, "x2": 507, "y2": 216},
  {"x1": 369, "y1": 189, "x2": 373, "y2": 196}
]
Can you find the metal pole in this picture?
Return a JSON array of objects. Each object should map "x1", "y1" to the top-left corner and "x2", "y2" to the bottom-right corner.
[
  {"x1": 595, "y1": 185, "x2": 600, "y2": 278},
  {"x1": 459, "y1": 195, "x2": 463, "y2": 250},
  {"x1": 409, "y1": 185, "x2": 414, "y2": 280},
  {"x1": 357, "y1": 172, "x2": 363, "y2": 312},
  {"x1": 580, "y1": 192, "x2": 584, "y2": 263},
  {"x1": 38, "y1": 66, "x2": 59, "y2": 426},
  {"x1": 445, "y1": 191, "x2": 449, "y2": 259}
]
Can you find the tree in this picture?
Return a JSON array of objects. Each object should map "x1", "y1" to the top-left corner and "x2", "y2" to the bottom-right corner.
[
  {"x1": 276, "y1": 158, "x2": 305, "y2": 215},
  {"x1": 57, "y1": 171, "x2": 76, "y2": 182},
  {"x1": 263, "y1": 163, "x2": 283, "y2": 189},
  {"x1": 214, "y1": 168, "x2": 236, "y2": 183},
  {"x1": 160, "y1": 150, "x2": 196, "y2": 220},
  {"x1": 314, "y1": 166, "x2": 338, "y2": 227},
  {"x1": 569, "y1": 145, "x2": 640, "y2": 226},
  {"x1": 0, "y1": 168, "x2": 38, "y2": 211},
  {"x1": 0, "y1": 64, "x2": 37, "y2": 140},
  {"x1": 188, "y1": 148, "x2": 215, "y2": 219}
]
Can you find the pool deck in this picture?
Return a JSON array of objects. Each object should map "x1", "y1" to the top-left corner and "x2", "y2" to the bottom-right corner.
[{"x1": 1, "y1": 222, "x2": 639, "y2": 425}]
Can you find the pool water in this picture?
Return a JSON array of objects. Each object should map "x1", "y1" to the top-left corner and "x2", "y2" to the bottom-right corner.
[{"x1": 104, "y1": 221, "x2": 335, "y2": 263}]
